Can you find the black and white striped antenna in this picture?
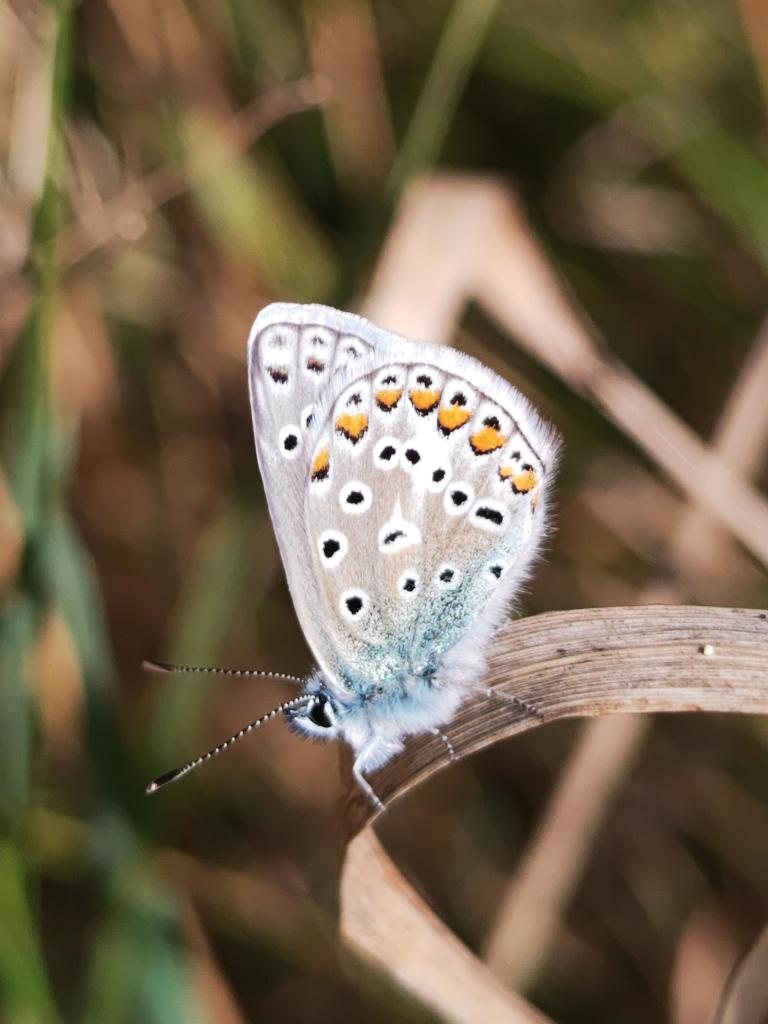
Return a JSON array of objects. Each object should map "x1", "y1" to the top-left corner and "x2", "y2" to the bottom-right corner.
[
  {"x1": 142, "y1": 659, "x2": 304, "y2": 685},
  {"x1": 145, "y1": 694, "x2": 312, "y2": 794}
]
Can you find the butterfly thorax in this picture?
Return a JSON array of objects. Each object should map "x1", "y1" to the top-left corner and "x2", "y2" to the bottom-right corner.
[{"x1": 290, "y1": 665, "x2": 465, "y2": 759}]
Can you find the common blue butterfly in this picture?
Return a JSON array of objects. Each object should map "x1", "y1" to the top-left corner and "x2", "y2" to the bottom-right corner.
[{"x1": 147, "y1": 304, "x2": 559, "y2": 810}]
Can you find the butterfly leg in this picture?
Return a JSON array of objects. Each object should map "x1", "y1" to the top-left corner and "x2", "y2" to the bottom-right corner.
[
  {"x1": 430, "y1": 727, "x2": 456, "y2": 763},
  {"x1": 352, "y1": 746, "x2": 386, "y2": 813},
  {"x1": 481, "y1": 687, "x2": 543, "y2": 721}
]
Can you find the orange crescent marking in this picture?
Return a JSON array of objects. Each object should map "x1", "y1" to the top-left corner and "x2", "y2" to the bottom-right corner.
[
  {"x1": 438, "y1": 406, "x2": 472, "y2": 432},
  {"x1": 512, "y1": 469, "x2": 537, "y2": 493},
  {"x1": 335, "y1": 413, "x2": 369, "y2": 441},
  {"x1": 311, "y1": 448, "x2": 330, "y2": 480},
  {"x1": 375, "y1": 388, "x2": 402, "y2": 410},
  {"x1": 470, "y1": 426, "x2": 508, "y2": 454},
  {"x1": 409, "y1": 388, "x2": 442, "y2": 413}
]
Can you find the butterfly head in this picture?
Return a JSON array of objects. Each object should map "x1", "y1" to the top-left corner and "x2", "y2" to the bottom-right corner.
[{"x1": 287, "y1": 682, "x2": 341, "y2": 741}]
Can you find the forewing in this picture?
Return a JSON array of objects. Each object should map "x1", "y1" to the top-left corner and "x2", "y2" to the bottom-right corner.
[{"x1": 248, "y1": 304, "x2": 380, "y2": 692}]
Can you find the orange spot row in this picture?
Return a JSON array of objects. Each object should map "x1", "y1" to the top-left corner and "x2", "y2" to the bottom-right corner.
[
  {"x1": 375, "y1": 388, "x2": 402, "y2": 410},
  {"x1": 409, "y1": 388, "x2": 441, "y2": 414},
  {"x1": 438, "y1": 406, "x2": 472, "y2": 433},
  {"x1": 470, "y1": 426, "x2": 508, "y2": 455},
  {"x1": 311, "y1": 448, "x2": 330, "y2": 481},
  {"x1": 335, "y1": 413, "x2": 369, "y2": 443},
  {"x1": 499, "y1": 466, "x2": 537, "y2": 493}
]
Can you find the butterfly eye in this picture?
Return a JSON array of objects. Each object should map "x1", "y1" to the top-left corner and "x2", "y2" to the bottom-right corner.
[{"x1": 308, "y1": 696, "x2": 334, "y2": 729}]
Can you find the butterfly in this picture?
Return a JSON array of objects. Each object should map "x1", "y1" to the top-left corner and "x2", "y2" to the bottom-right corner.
[{"x1": 146, "y1": 304, "x2": 559, "y2": 810}]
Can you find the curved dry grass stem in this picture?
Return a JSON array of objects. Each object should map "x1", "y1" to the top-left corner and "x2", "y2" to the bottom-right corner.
[
  {"x1": 340, "y1": 605, "x2": 768, "y2": 1020},
  {"x1": 341, "y1": 829, "x2": 555, "y2": 1024}
]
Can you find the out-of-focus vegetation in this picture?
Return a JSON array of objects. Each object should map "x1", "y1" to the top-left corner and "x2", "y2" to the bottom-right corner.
[{"x1": 1, "y1": 1, "x2": 768, "y2": 1021}]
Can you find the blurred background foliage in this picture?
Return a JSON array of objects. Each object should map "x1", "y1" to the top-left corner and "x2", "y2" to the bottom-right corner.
[{"x1": 1, "y1": 0, "x2": 768, "y2": 1021}]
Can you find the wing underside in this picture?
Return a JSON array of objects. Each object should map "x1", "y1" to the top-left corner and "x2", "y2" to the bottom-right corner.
[{"x1": 248, "y1": 304, "x2": 558, "y2": 697}]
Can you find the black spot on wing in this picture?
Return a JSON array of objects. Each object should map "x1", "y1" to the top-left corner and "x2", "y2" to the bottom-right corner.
[
  {"x1": 476, "y1": 506, "x2": 504, "y2": 525},
  {"x1": 322, "y1": 538, "x2": 340, "y2": 559}
]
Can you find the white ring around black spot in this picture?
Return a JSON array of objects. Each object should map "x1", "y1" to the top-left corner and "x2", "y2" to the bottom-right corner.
[
  {"x1": 400, "y1": 444, "x2": 423, "y2": 471},
  {"x1": 339, "y1": 480, "x2": 373, "y2": 515},
  {"x1": 373, "y1": 435, "x2": 401, "y2": 471},
  {"x1": 339, "y1": 588, "x2": 370, "y2": 622},
  {"x1": 278, "y1": 424, "x2": 302, "y2": 460},
  {"x1": 444, "y1": 481, "x2": 474, "y2": 517},
  {"x1": 435, "y1": 563, "x2": 460, "y2": 590},
  {"x1": 469, "y1": 498, "x2": 508, "y2": 534},
  {"x1": 398, "y1": 569, "x2": 420, "y2": 599},
  {"x1": 378, "y1": 513, "x2": 422, "y2": 554},
  {"x1": 301, "y1": 404, "x2": 316, "y2": 430},
  {"x1": 486, "y1": 562, "x2": 508, "y2": 584},
  {"x1": 426, "y1": 461, "x2": 451, "y2": 493},
  {"x1": 317, "y1": 529, "x2": 348, "y2": 568}
]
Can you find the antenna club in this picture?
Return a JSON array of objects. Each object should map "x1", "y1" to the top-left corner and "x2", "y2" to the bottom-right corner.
[{"x1": 142, "y1": 659, "x2": 172, "y2": 673}]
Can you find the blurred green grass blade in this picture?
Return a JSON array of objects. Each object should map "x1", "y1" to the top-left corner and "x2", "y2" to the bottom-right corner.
[
  {"x1": 0, "y1": 843, "x2": 58, "y2": 1023},
  {"x1": 0, "y1": 595, "x2": 35, "y2": 815},
  {"x1": 4, "y1": 0, "x2": 72, "y2": 524},
  {"x1": 388, "y1": 0, "x2": 499, "y2": 193},
  {"x1": 182, "y1": 114, "x2": 335, "y2": 299},
  {"x1": 48, "y1": 501, "x2": 117, "y2": 692},
  {"x1": 82, "y1": 856, "x2": 188, "y2": 1024},
  {"x1": 143, "y1": 503, "x2": 256, "y2": 771},
  {"x1": 229, "y1": 0, "x2": 304, "y2": 79},
  {"x1": 675, "y1": 129, "x2": 768, "y2": 268},
  {"x1": 47, "y1": 505, "x2": 145, "y2": 812},
  {"x1": 482, "y1": 23, "x2": 622, "y2": 110}
]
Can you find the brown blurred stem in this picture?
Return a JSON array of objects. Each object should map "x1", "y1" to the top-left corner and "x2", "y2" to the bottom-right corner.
[
  {"x1": 716, "y1": 923, "x2": 768, "y2": 1024},
  {"x1": 60, "y1": 76, "x2": 329, "y2": 268}
]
